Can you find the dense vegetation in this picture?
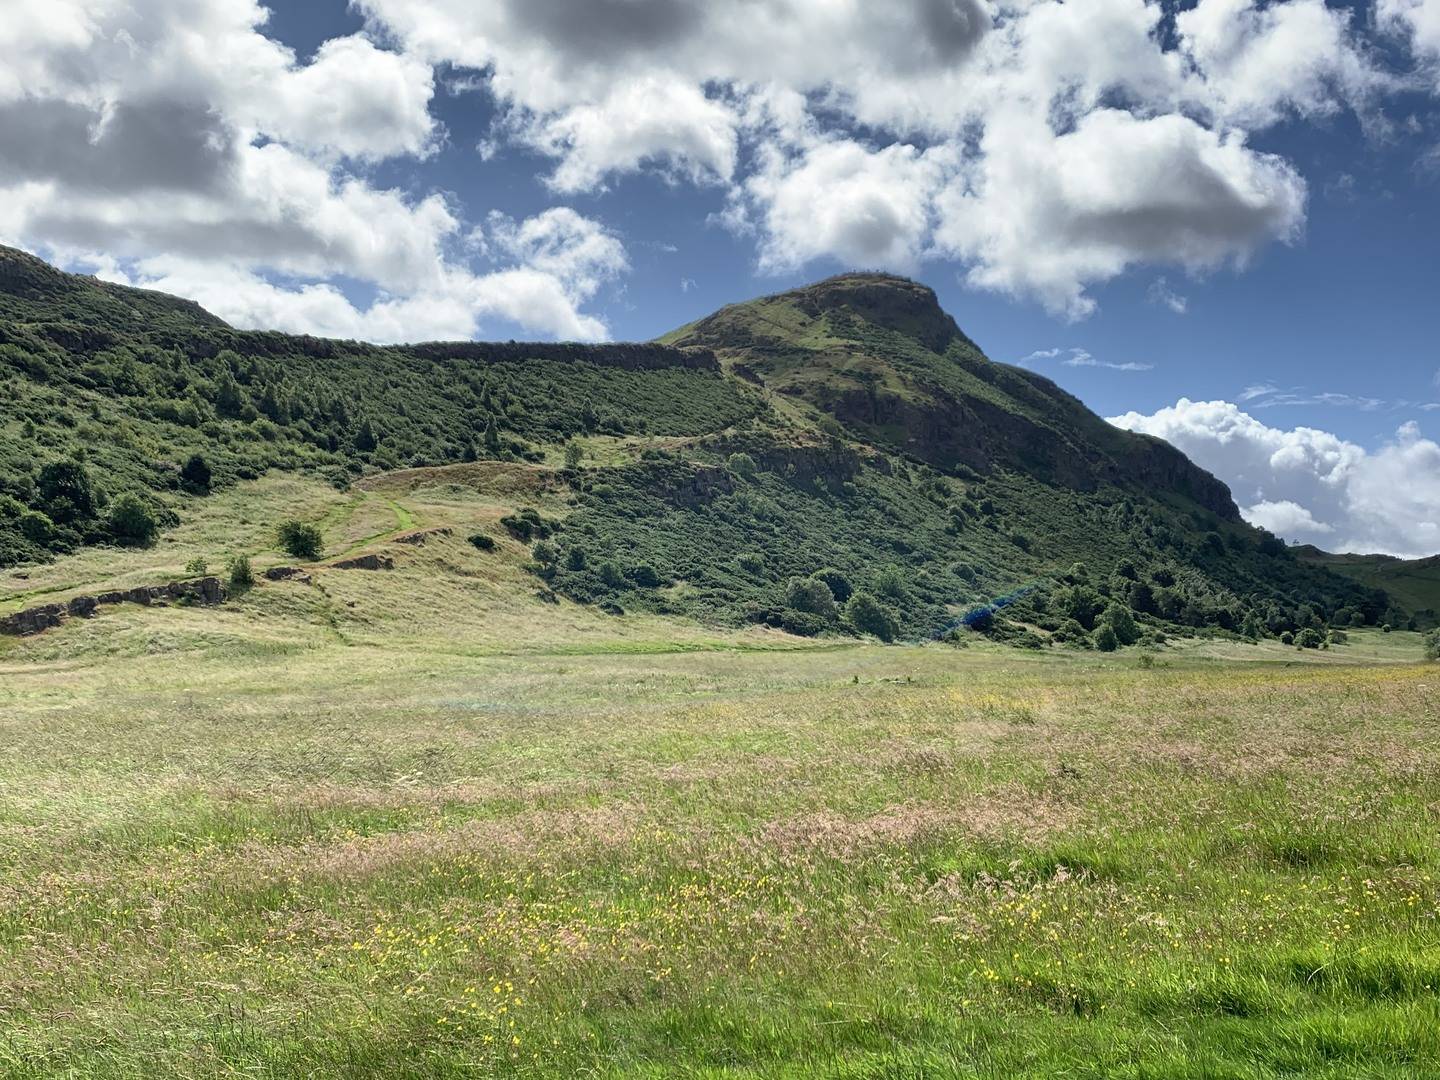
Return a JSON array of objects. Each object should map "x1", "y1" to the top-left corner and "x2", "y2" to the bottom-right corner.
[{"x1": 0, "y1": 245, "x2": 1412, "y2": 643}]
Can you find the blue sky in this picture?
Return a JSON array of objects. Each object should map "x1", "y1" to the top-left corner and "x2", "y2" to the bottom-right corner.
[{"x1": 3, "y1": 0, "x2": 1439, "y2": 554}]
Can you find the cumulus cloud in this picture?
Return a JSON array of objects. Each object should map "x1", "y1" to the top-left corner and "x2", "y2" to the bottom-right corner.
[
  {"x1": 355, "y1": 0, "x2": 1408, "y2": 315},
  {"x1": 1109, "y1": 400, "x2": 1440, "y2": 557},
  {"x1": 0, "y1": 0, "x2": 621, "y2": 341}
]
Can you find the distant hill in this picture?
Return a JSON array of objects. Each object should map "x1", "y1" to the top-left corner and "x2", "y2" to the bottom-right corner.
[
  {"x1": 1295, "y1": 546, "x2": 1438, "y2": 629},
  {"x1": 0, "y1": 246, "x2": 1394, "y2": 642}
]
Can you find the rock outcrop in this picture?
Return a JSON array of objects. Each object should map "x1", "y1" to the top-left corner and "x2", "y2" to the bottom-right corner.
[{"x1": 1, "y1": 576, "x2": 227, "y2": 636}]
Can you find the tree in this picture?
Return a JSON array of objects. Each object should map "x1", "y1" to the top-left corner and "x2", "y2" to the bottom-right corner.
[
  {"x1": 354, "y1": 417, "x2": 378, "y2": 452},
  {"x1": 108, "y1": 494, "x2": 158, "y2": 547},
  {"x1": 483, "y1": 416, "x2": 501, "y2": 452},
  {"x1": 277, "y1": 520, "x2": 323, "y2": 560},
  {"x1": 812, "y1": 568, "x2": 853, "y2": 603},
  {"x1": 875, "y1": 565, "x2": 908, "y2": 601},
  {"x1": 38, "y1": 460, "x2": 97, "y2": 524},
  {"x1": 180, "y1": 453, "x2": 212, "y2": 493},
  {"x1": 727, "y1": 452, "x2": 757, "y2": 477},
  {"x1": 1095, "y1": 625, "x2": 1119, "y2": 652},
  {"x1": 214, "y1": 370, "x2": 245, "y2": 418},
  {"x1": 1054, "y1": 584, "x2": 1102, "y2": 630},
  {"x1": 785, "y1": 577, "x2": 837, "y2": 620},
  {"x1": 1295, "y1": 627, "x2": 1324, "y2": 649},
  {"x1": 227, "y1": 555, "x2": 254, "y2": 592},
  {"x1": 1424, "y1": 629, "x2": 1439, "y2": 661},
  {"x1": 845, "y1": 592, "x2": 898, "y2": 642},
  {"x1": 1101, "y1": 602, "x2": 1140, "y2": 646},
  {"x1": 563, "y1": 441, "x2": 584, "y2": 470}
]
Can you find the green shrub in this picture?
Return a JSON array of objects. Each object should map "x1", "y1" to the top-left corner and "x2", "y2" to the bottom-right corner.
[
  {"x1": 1295, "y1": 627, "x2": 1324, "y2": 649},
  {"x1": 565, "y1": 546, "x2": 588, "y2": 571},
  {"x1": 563, "y1": 442, "x2": 584, "y2": 470},
  {"x1": 531, "y1": 541, "x2": 558, "y2": 565},
  {"x1": 1424, "y1": 629, "x2": 1439, "y2": 661},
  {"x1": 277, "y1": 520, "x2": 323, "y2": 560},
  {"x1": 1095, "y1": 625, "x2": 1119, "y2": 652},
  {"x1": 1280, "y1": 630, "x2": 1295, "y2": 645},
  {"x1": 845, "y1": 592, "x2": 898, "y2": 642},
  {"x1": 875, "y1": 565, "x2": 908, "y2": 601},
  {"x1": 180, "y1": 453, "x2": 212, "y2": 493},
  {"x1": 227, "y1": 555, "x2": 254, "y2": 591},
  {"x1": 108, "y1": 494, "x2": 158, "y2": 547},
  {"x1": 184, "y1": 556, "x2": 208, "y2": 575},
  {"x1": 628, "y1": 563, "x2": 662, "y2": 588},
  {"x1": 727, "y1": 452, "x2": 757, "y2": 477},
  {"x1": 778, "y1": 609, "x2": 830, "y2": 637},
  {"x1": 785, "y1": 577, "x2": 837, "y2": 620},
  {"x1": 38, "y1": 460, "x2": 97, "y2": 524},
  {"x1": 17, "y1": 510, "x2": 53, "y2": 544},
  {"x1": 736, "y1": 552, "x2": 765, "y2": 575},
  {"x1": 500, "y1": 507, "x2": 555, "y2": 541},
  {"x1": 1328, "y1": 629, "x2": 1348, "y2": 646},
  {"x1": 598, "y1": 560, "x2": 625, "y2": 587},
  {"x1": 469, "y1": 533, "x2": 496, "y2": 551},
  {"x1": 1101, "y1": 601, "x2": 1140, "y2": 646},
  {"x1": 812, "y1": 568, "x2": 853, "y2": 603}
]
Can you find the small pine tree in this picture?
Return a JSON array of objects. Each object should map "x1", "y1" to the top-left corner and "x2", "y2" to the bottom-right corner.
[{"x1": 227, "y1": 555, "x2": 254, "y2": 592}]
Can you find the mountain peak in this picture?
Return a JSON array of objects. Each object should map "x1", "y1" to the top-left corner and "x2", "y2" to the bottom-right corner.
[{"x1": 784, "y1": 272, "x2": 961, "y2": 354}]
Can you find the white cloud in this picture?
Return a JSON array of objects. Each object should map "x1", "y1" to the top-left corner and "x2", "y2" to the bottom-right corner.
[
  {"x1": 0, "y1": 0, "x2": 624, "y2": 342},
  {"x1": 1381, "y1": 0, "x2": 1440, "y2": 76},
  {"x1": 1148, "y1": 278, "x2": 1189, "y2": 314},
  {"x1": 741, "y1": 140, "x2": 956, "y2": 273},
  {"x1": 1109, "y1": 399, "x2": 1440, "y2": 557},
  {"x1": 933, "y1": 108, "x2": 1306, "y2": 318}
]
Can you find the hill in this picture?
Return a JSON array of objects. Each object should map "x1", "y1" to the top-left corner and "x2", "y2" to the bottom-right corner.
[
  {"x1": 0, "y1": 248, "x2": 1396, "y2": 644},
  {"x1": 1295, "y1": 546, "x2": 1439, "y2": 629}
]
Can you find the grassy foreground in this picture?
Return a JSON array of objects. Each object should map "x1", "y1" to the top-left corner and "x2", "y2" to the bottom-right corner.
[{"x1": 1, "y1": 612, "x2": 1437, "y2": 1077}]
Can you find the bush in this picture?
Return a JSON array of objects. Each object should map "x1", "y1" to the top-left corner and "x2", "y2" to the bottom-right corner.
[
  {"x1": 812, "y1": 567, "x2": 853, "y2": 603},
  {"x1": 627, "y1": 563, "x2": 662, "y2": 587},
  {"x1": 184, "y1": 556, "x2": 208, "y2": 575},
  {"x1": 845, "y1": 592, "x2": 898, "y2": 642},
  {"x1": 563, "y1": 441, "x2": 584, "y2": 470},
  {"x1": 180, "y1": 453, "x2": 212, "y2": 493},
  {"x1": 736, "y1": 552, "x2": 765, "y2": 575},
  {"x1": 108, "y1": 493, "x2": 158, "y2": 547},
  {"x1": 469, "y1": 533, "x2": 496, "y2": 551},
  {"x1": 277, "y1": 520, "x2": 323, "y2": 560},
  {"x1": 785, "y1": 577, "x2": 837, "y2": 620},
  {"x1": 727, "y1": 452, "x2": 757, "y2": 477},
  {"x1": 38, "y1": 460, "x2": 97, "y2": 524},
  {"x1": 598, "y1": 560, "x2": 625, "y2": 587},
  {"x1": 1279, "y1": 630, "x2": 1295, "y2": 645},
  {"x1": 1327, "y1": 629, "x2": 1348, "y2": 646},
  {"x1": 1424, "y1": 629, "x2": 1440, "y2": 661},
  {"x1": 875, "y1": 565, "x2": 908, "y2": 601},
  {"x1": 227, "y1": 555, "x2": 254, "y2": 591},
  {"x1": 1095, "y1": 625, "x2": 1119, "y2": 652},
  {"x1": 500, "y1": 507, "x2": 555, "y2": 541},
  {"x1": 532, "y1": 541, "x2": 558, "y2": 565},
  {"x1": 565, "y1": 546, "x2": 588, "y2": 571},
  {"x1": 1101, "y1": 601, "x2": 1140, "y2": 646},
  {"x1": 17, "y1": 510, "x2": 53, "y2": 544},
  {"x1": 778, "y1": 609, "x2": 830, "y2": 637},
  {"x1": 1295, "y1": 627, "x2": 1324, "y2": 649}
]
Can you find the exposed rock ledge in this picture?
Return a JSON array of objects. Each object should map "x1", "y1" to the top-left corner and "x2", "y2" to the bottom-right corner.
[{"x1": 1, "y1": 577, "x2": 226, "y2": 636}]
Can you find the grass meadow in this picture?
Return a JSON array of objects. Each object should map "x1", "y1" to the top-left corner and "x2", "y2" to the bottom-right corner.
[{"x1": 0, "y1": 474, "x2": 1437, "y2": 1077}]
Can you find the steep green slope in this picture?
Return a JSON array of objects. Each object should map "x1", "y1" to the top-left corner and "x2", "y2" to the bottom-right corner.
[{"x1": 0, "y1": 247, "x2": 1391, "y2": 643}]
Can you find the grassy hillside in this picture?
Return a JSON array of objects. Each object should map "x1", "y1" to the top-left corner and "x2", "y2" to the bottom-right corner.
[
  {"x1": 1296, "y1": 546, "x2": 1440, "y2": 629},
  {"x1": 0, "y1": 247, "x2": 1399, "y2": 645}
]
